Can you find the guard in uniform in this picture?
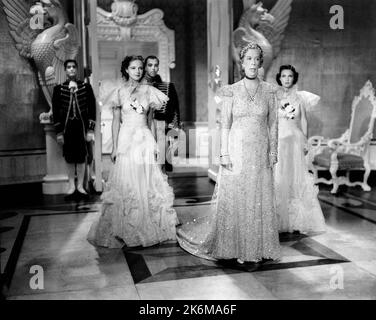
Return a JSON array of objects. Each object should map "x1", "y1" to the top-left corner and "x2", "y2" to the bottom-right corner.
[
  {"x1": 143, "y1": 56, "x2": 180, "y2": 172},
  {"x1": 52, "y1": 59, "x2": 96, "y2": 196}
]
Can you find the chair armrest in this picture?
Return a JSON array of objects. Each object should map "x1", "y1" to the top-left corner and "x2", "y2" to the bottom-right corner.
[
  {"x1": 307, "y1": 135, "x2": 325, "y2": 147},
  {"x1": 307, "y1": 136, "x2": 327, "y2": 163},
  {"x1": 328, "y1": 132, "x2": 372, "y2": 156},
  {"x1": 327, "y1": 138, "x2": 344, "y2": 149}
]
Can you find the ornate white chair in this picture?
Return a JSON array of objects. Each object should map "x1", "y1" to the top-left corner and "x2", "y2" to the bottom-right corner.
[{"x1": 307, "y1": 80, "x2": 376, "y2": 194}]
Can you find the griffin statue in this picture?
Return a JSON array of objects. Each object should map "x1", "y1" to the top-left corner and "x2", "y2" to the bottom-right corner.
[
  {"x1": 2, "y1": 0, "x2": 79, "y2": 122},
  {"x1": 233, "y1": 0, "x2": 293, "y2": 81}
]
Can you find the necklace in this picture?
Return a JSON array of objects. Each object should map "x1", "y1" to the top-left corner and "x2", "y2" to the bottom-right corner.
[
  {"x1": 243, "y1": 79, "x2": 260, "y2": 101},
  {"x1": 245, "y1": 75, "x2": 257, "y2": 80}
]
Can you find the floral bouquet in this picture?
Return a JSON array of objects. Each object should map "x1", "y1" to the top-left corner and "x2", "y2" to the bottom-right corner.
[
  {"x1": 280, "y1": 100, "x2": 295, "y2": 119},
  {"x1": 130, "y1": 97, "x2": 145, "y2": 114}
]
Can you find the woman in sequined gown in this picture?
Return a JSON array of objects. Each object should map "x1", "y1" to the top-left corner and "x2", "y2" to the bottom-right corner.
[
  {"x1": 87, "y1": 55, "x2": 178, "y2": 248},
  {"x1": 274, "y1": 65, "x2": 326, "y2": 233},
  {"x1": 177, "y1": 43, "x2": 281, "y2": 263}
]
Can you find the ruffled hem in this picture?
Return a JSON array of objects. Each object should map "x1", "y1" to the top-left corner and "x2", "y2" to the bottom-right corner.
[
  {"x1": 88, "y1": 148, "x2": 178, "y2": 248},
  {"x1": 277, "y1": 175, "x2": 326, "y2": 233}
]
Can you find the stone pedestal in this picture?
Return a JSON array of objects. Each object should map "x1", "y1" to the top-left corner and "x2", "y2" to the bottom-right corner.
[{"x1": 41, "y1": 122, "x2": 69, "y2": 194}]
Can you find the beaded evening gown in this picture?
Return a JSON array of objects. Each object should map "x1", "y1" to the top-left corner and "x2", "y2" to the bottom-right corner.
[
  {"x1": 88, "y1": 83, "x2": 178, "y2": 248},
  {"x1": 177, "y1": 80, "x2": 281, "y2": 262},
  {"x1": 275, "y1": 85, "x2": 326, "y2": 233}
]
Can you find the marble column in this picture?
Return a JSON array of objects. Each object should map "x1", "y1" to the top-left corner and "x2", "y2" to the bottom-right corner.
[{"x1": 207, "y1": 0, "x2": 232, "y2": 181}]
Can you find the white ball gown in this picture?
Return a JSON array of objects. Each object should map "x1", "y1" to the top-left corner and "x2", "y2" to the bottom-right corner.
[
  {"x1": 275, "y1": 85, "x2": 326, "y2": 233},
  {"x1": 87, "y1": 83, "x2": 179, "y2": 248}
]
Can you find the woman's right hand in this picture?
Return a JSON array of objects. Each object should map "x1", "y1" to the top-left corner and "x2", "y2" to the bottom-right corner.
[{"x1": 110, "y1": 149, "x2": 117, "y2": 163}]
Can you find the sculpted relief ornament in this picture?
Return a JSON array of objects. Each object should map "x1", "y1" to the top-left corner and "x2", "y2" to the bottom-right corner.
[
  {"x1": 232, "y1": 0, "x2": 293, "y2": 81},
  {"x1": 97, "y1": 0, "x2": 175, "y2": 81},
  {"x1": 2, "y1": 0, "x2": 79, "y2": 123}
]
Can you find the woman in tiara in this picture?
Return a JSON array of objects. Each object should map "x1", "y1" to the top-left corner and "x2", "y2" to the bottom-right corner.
[
  {"x1": 177, "y1": 43, "x2": 281, "y2": 263},
  {"x1": 274, "y1": 64, "x2": 326, "y2": 233}
]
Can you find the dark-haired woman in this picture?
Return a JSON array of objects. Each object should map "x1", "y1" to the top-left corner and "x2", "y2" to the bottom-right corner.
[
  {"x1": 88, "y1": 55, "x2": 178, "y2": 248},
  {"x1": 274, "y1": 65, "x2": 326, "y2": 233}
]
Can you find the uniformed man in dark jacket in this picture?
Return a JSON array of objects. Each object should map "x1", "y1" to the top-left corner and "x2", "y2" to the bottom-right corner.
[
  {"x1": 142, "y1": 56, "x2": 180, "y2": 172},
  {"x1": 52, "y1": 59, "x2": 96, "y2": 195}
]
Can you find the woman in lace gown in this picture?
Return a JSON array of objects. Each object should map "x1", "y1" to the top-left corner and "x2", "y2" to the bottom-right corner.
[
  {"x1": 177, "y1": 43, "x2": 281, "y2": 263},
  {"x1": 88, "y1": 55, "x2": 178, "y2": 248},
  {"x1": 275, "y1": 65, "x2": 326, "y2": 233}
]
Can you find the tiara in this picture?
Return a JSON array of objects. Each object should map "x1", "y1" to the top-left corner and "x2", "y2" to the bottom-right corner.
[{"x1": 239, "y1": 42, "x2": 263, "y2": 60}]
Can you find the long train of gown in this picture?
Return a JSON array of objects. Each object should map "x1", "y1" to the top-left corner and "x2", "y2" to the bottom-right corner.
[
  {"x1": 177, "y1": 81, "x2": 281, "y2": 262},
  {"x1": 275, "y1": 87, "x2": 326, "y2": 233},
  {"x1": 88, "y1": 84, "x2": 178, "y2": 248}
]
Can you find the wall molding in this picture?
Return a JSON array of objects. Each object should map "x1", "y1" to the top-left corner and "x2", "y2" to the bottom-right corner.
[{"x1": 0, "y1": 149, "x2": 46, "y2": 185}]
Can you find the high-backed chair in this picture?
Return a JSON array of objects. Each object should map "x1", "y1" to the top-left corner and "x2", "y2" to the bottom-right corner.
[{"x1": 307, "y1": 80, "x2": 376, "y2": 194}]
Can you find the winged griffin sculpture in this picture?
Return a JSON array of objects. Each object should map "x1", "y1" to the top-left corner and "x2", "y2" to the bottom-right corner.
[
  {"x1": 233, "y1": 0, "x2": 293, "y2": 80},
  {"x1": 2, "y1": 0, "x2": 79, "y2": 122}
]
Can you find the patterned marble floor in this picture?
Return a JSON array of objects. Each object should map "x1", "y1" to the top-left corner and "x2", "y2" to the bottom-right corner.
[{"x1": 1, "y1": 178, "x2": 376, "y2": 300}]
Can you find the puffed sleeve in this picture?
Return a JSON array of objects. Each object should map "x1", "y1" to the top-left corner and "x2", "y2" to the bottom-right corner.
[
  {"x1": 297, "y1": 91, "x2": 321, "y2": 111},
  {"x1": 268, "y1": 89, "x2": 278, "y2": 166},
  {"x1": 148, "y1": 86, "x2": 169, "y2": 110},
  {"x1": 110, "y1": 87, "x2": 121, "y2": 110},
  {"x1": 217, "y1": 85, "x2": 233, "y2": 158}
]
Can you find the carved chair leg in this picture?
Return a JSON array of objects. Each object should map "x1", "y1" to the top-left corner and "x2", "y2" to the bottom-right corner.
[
  {"x1": 362, "y1": 163, "x2": 371, "y2": 191},
  {"x1": 329, "y1": 160, "x2": 339, "y2": 194},
  {"x1": 312, "y1": 166, "x2": 319, "y2": 182}
]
